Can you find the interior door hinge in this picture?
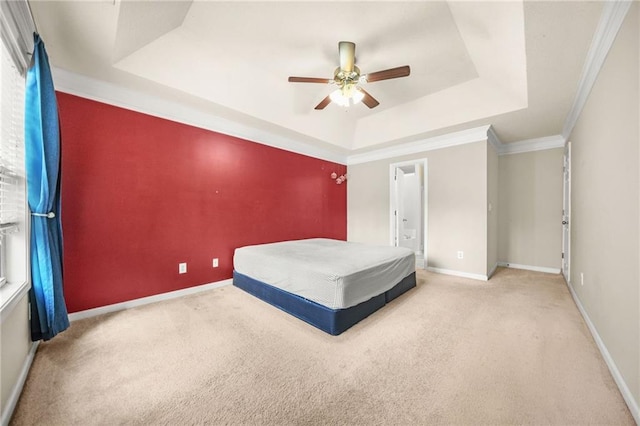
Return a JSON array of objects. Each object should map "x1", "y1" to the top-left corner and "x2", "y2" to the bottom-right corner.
[{"x1": 562, "y1": 252, "x2": 564, "y2": 259}]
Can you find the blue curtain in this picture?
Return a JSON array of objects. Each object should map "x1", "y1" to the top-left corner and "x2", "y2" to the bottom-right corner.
[{"x1": 25, "y1": 34, "x2": 69, "y2": 341}]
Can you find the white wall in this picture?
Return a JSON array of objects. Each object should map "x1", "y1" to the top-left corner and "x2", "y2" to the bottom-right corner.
[
  {"x1": 348, "y1": 141, "x2": 489, "y2": 277},
  {"x1": 1, "y1": 294, "x2": 31, "y2": 423},
  {"x1": 567, "y1": 1, "x2": 639, "y2": 413},
  {"x1": 498, "y1": 148, "x2": 563, "y2": 269},
  {"x1": 348, "y1": 137, "x2": 566, "y2": 279}
]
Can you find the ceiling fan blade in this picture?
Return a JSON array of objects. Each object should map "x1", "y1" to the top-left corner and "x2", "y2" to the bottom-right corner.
[
  {"x1": 314, "y1": 95, "x2": 332, "y2": 110},
  {"x1": 339, "y1": 41, "x2": 356, "y2": 72},
  {"x1": 364, "y1": 65, "x2": 411, "y2": 83},
  {"x1": 288, "y1": 77, "x2": 332, "y2": 83},
  {"x1": 358, "y1": 88, "x2": 380, "y2": 109}
]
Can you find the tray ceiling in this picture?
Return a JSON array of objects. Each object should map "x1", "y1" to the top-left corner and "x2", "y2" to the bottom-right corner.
[{"x1": 30, "y1": 0, "x2": 603, "y2": 155}]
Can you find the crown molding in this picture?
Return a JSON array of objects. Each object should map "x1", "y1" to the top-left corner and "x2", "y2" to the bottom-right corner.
[
  {"x1": 51, "y1": 67, "x2": 349, "y2": 165},
  {"x1": 489, "y1": 126, "x2": 565, "y2": 156},
  {"x1": 487, "y1": 125, "x2": 502, "y2": 153},
  {"x1": 499, "y1": 135, "x2": 565, "y2": 156},
  {"x1": 51, "y1": 67, "x2": 568, "y2": 167},
  {"x1": 562, "y1": 0, "x2": 633, "y2": 139},
  {"x1": 347, "y1": 125, "x2": 565, "y2": 164},
  {"x1": 347, "y1": 125, "x2": 492, "y2": 165}
]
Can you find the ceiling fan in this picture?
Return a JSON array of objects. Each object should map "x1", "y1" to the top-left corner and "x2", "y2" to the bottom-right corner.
[{"x1": 288, "y1": 41, "x2": 410, "y2": 110}]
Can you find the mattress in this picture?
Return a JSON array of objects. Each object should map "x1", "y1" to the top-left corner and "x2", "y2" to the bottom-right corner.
[{"x1": 233, "y1": 238, "x2": 415, "y2": 309}]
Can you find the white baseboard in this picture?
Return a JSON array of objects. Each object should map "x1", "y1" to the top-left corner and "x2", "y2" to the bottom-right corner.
[
  {"x1": 426, "y1": 267, "x2": 488, "y2": 281},
  {"x1": 68, "y1": 279, "x2": 233, "y2": 322},
  {"x1": 565, "y1": 280, "x2": 639, "y2": 424},
  {"x1": 497, "y1": 262, "x2": 561, "y2": 274},
  {"x1": 1, "y1": 341, "x2": 38, "y2": 426}
]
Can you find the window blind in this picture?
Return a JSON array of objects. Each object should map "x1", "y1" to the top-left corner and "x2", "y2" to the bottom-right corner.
[
  {"x1": 0, "y1": 41, "x2": 25, "y2": 233},
  {"x1": 0, "y1": 41, "x2": 26, "y2": 287}
]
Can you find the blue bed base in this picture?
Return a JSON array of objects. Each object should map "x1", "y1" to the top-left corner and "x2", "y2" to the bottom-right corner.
[{"x1": 233, "y1": 271, "x2": 417, "y2": 335}]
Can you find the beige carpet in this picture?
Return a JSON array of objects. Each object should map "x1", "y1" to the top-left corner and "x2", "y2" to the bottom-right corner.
[{"x1": 11, "y1": 268, "x2": 634, "y2": 425}]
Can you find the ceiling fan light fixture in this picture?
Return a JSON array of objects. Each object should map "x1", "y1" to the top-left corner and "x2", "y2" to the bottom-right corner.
[
  {"x1": 330, "y1": 84, "x2": 364, "y2": 107},
  {"x1": 288, "y1": 41, "x2": 408, "y2": 110}
]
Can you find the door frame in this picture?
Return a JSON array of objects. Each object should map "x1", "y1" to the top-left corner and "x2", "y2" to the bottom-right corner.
[
  {"x1": 389, "y1": 158, "x2": 428, "y2": 266},
  {"x1": 562, "y1": 142, "x2": 571, "y2": 282}
]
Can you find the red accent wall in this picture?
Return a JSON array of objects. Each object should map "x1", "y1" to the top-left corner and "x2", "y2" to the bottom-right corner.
[{"x1": 57, "y1": 93, "x2": 347, "y2": 313}]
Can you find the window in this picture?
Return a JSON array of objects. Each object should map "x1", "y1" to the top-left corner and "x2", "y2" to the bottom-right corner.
[
  {"x1": 0, "y1": 38, "x2": 27, "y2": 303},
  {"x1": 0, "y1": 0, "x2": 33, "y2": 318}
]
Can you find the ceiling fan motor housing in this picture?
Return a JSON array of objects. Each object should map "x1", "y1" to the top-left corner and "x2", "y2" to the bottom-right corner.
[{"x1": 334, "y1": 65, "x2": 360, "y2": 89}]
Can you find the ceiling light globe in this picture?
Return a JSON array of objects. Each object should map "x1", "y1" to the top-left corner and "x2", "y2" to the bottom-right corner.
[
  {"x1": 352, "y1": 90, "x2": 365, "y2": 105},
  {"x1": 330, "y1": 89, "x2": 350, "y2": 107}
]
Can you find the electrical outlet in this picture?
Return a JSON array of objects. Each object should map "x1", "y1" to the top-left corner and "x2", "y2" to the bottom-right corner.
[
  {"x1": 580, "y1": 272, "x2": 584, "y2": 286},
  {"x1": 213, "y1": 258, "x2": 219, "y2": 268},
  {"x1": 457, "y1": 251, "x2": 464, "y2": 259},
  {"x1": 179, "y1": 263, "x2": 187, "y2": 274}
]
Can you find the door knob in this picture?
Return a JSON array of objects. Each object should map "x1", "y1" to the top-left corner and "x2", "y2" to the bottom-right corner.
[{"x1": 562, "y1": 221, "x2": 568, "y2": 225}]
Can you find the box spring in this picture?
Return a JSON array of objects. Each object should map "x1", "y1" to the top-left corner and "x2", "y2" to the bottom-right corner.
[{"x1": 233, "y1": 271, "x2": 416, "y2": 335}]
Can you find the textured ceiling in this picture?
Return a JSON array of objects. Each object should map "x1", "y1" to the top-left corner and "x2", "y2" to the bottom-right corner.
[{"x1": 30, "y1": 0, "x2": 604, "y2": 155}]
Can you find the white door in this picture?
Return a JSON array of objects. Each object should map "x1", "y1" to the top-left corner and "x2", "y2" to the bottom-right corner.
[
  {"x1": 562, "y1": 142, "x2": 571, "y2": 282},
  {"x1": 394, "y1": 167, "x2": 406, "y2": 247}
]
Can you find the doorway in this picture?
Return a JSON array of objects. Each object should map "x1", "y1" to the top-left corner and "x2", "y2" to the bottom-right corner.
[
  {"x1": 561, "y1": 142, "x2": 571, "y2": 282},
  {"x1": 390, "y1": 159, "x2": 427, "y2": 269}
]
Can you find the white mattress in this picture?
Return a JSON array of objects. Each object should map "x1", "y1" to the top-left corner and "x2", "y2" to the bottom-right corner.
[{"x1": 233, "y1": 238, "x2": 415, "y2": 309}]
